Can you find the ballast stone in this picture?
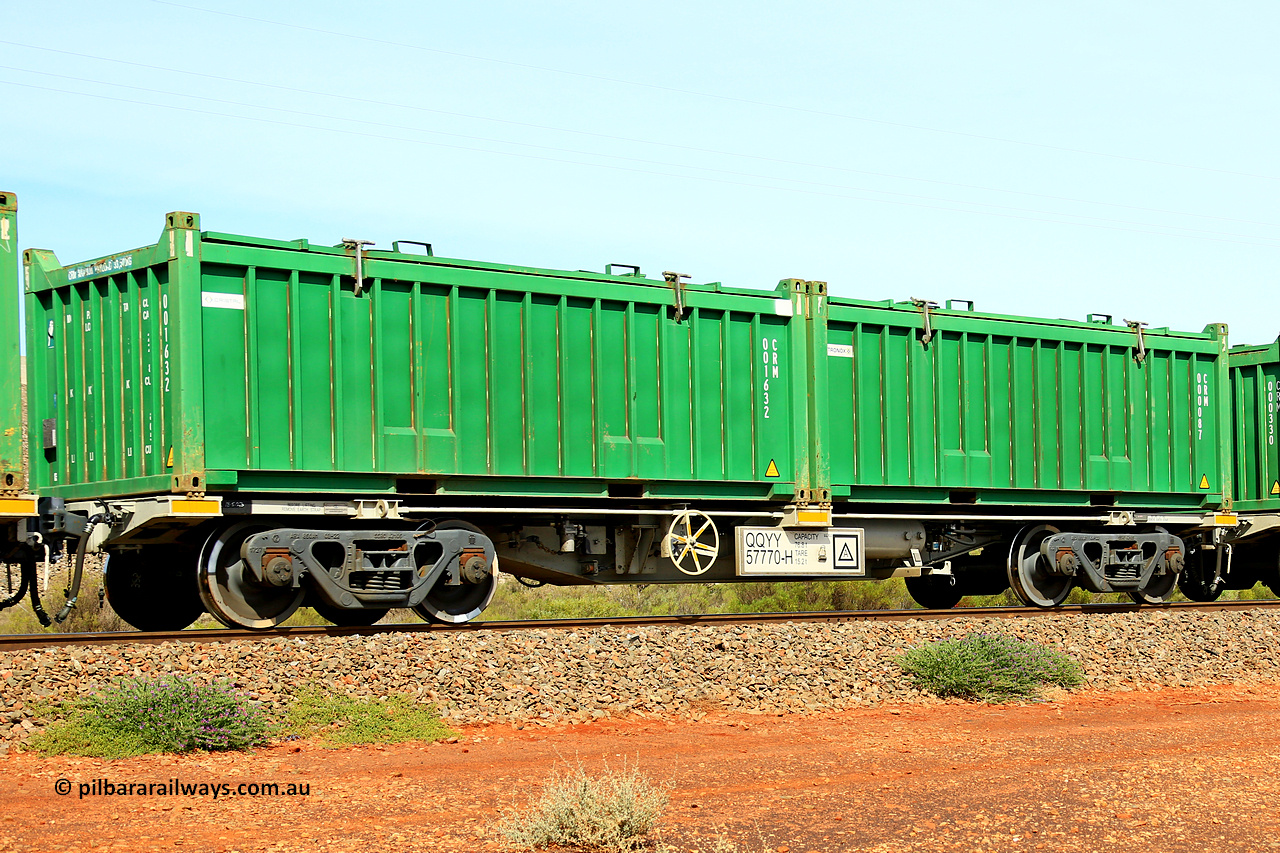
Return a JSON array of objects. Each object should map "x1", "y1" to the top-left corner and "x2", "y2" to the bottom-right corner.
[{"x1": 1, "y1": 610, "x2": 1280, "y2": 746}]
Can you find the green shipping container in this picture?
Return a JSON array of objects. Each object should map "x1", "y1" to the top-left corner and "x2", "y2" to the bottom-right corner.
[
  {"x1": 0, "y1": 191, "x2": 21, "y2": 493},
  {"x1": 1229, "y1": 338, "x2": 1280, "y2": 511},
  {"x1": 23, "y1": 212, "x2": 816, "y2": 503},
  {"x1": 817, "y1": 296, "x2": 1232, "y2": 510}
]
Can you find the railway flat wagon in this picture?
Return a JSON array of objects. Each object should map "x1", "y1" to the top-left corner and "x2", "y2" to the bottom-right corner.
[
  {"x1": 21, "y1": 211, "x2": 820, "y2": 629},
  {"x1": 9, "y1": 207, "x2": 1245, "y2": 630}
]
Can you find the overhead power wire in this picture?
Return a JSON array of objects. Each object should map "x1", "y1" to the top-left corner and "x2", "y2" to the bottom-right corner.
[
  {"x1": 4, "y1": 75, "x2": 1279, "y2": 251},
  {"x1": 151, "y1": 0, "x2": 1280, "y2": 184},
  {"x1": 5, "y1": 63, "x2": 1279, "y2": 246},
  {"x1": 4, "y1": 39, "x2": 1277, "y2": 232}
]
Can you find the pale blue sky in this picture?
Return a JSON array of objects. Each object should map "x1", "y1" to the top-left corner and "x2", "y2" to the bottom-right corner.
[{"x1": 5, "y1": 0, "x2": 1279, "y2": 343}]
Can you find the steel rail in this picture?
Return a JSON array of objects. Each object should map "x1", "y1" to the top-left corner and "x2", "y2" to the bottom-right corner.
[{"x1": 1, "y1": 599, "x2": 1278, "y2": 652}]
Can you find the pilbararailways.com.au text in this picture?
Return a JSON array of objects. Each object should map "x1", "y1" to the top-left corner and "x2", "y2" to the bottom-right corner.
[{"x1": 55, "y1": 778, "x2": 311, "y2": 800}]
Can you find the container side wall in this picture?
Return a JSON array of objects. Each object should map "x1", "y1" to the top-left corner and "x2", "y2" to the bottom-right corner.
[
  {"x1": 188, "y1": 239, "x2": 805, "y2": 500},
  {"x1": 201, "y1": 263, "x2": 250, "y2": 471},
  {"x1": 825, "y1": 300, "x2": 1227, "y2": 509},
  {"x1": 1230, "y1": 340, "x2": 1280, "y2": 511},
  {"x1": 24, "y1": 238, "x2": 179, "y2": 497}
]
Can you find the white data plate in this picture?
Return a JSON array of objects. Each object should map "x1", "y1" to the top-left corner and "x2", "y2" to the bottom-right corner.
[{"x1": 735, "y1": 527, "x2": 865, "y2": 576}]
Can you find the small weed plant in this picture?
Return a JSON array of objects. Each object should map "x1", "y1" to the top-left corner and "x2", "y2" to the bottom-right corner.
[
  {"x1": 498, "y1": 761, "x2": 669, "y2": 852},
  {"x1": 28, "y1": 676, "x2": 270, "y2": 758},
  {"x1": 898, "y1": 633, "x2": 1084, "y2": 703},
  {"x1": 285, "y1": 687, "x2": 452, "y2": 746}
]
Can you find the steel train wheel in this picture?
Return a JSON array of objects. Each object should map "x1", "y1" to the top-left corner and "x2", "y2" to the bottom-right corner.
[
  {"x1": 412, "y1": 520, "x2": 498, "y2": 624},
  {"x1": 103, "y1": 547, "x2": 205, "y2": 632},
  {"x1": 197, "y1": 523, "x2": 305, "y2": 630},
  {"x1": 1007, "y1": 524, "x2": 1072, "y2": 608},
  {"x1": 905, "y1": 574, "x2": 963, "y2": 610}
]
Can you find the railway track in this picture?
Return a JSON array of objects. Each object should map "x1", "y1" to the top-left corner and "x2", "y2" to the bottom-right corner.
[{"x1": 2, "y1": 599, "x2": 1278, "y2": 652}]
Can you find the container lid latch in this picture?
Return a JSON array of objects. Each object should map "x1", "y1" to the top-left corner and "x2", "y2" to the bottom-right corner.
[
  {"x1": 1124, "y1": 319, "x2": 1148, "y2": 364},
  {"x1": 910, "y1": 297, "x2": 939, "y2": 345},
  {"x1": 342, "y1": 238, "x2": 375, "y2": 296},
  {"x1": 663, "y1": 271, "x2": 691, "y2": 323}
]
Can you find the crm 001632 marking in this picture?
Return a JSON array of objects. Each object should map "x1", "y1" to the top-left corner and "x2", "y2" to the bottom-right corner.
[{"x1": 761, "y1": 335, "x2": 780, "y2": 419}]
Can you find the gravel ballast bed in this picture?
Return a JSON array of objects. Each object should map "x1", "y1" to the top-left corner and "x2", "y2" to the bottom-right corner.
[{"x1": 2, "y1": 610, "x2": 1278, "y2": 749}]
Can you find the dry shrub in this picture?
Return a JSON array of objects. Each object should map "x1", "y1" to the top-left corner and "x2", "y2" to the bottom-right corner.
[{"x1": 498, "y1": 761, "x2": 668, "y2": 851}]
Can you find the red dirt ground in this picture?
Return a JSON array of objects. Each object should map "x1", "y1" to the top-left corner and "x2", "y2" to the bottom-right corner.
[{"x1": 2, "y1": 683, "x2": 1277, "y2": 852}]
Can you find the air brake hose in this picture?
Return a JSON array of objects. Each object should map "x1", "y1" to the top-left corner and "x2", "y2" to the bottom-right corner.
[
  {"x1": 54, "y1": 514, "x2": 105, "y2": 624},
  {"x1": 0, "y1": 560, "x2": 28, "y2": 610},
  {"x1": 0, "y1": 553, "x2": 50, "y2": 626},
  {"x1": 25, "y1": 555, "x2": 50, "y2": 627}
]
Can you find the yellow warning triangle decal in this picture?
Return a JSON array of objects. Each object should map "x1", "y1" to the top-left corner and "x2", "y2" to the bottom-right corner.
[
  {"x1": 1271, "y1": 480, "x2": 1280, "y2": 496},
  {"x1": 765, "y1": 459, "x2": 780, "y2": 478},
  {"x1": 166, "y1": 446, "x2": 174, "y2": 468},
  {"x1": 1199, "y1": 474, "x2": 1210, "y2": 490}
]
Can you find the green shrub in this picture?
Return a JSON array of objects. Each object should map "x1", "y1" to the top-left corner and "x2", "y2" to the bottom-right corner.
[
  {"x1": 497, "y1": 762, "x2": 668, "y2": 852},
  {"x1": 285, "y1": 687, "x2": 452, "y2": 746},
  {"x1": 898, "y1": 633, "x2": 1084, "y2": 703},
  {"x1": 28, "y1": 676, "x2": 270, "y2": 758}
]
